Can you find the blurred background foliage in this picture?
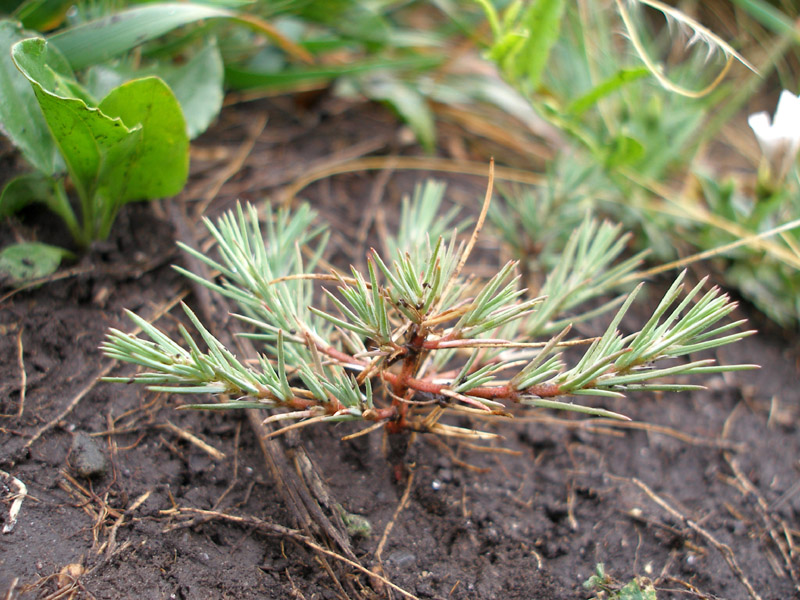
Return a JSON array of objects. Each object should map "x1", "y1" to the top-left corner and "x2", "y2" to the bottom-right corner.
[{"x1": 0, "y1": 0, "x2": 799, "y2": 325}]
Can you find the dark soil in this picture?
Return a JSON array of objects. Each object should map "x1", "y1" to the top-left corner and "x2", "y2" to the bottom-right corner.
[{"x1": 1, "y1": 97, "x2": 799, "y2": 600}]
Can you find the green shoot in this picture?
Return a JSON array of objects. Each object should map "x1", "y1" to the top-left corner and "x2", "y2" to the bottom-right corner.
[{"x1": 102, "y1": 178, "x2": 756, "y2": 440}]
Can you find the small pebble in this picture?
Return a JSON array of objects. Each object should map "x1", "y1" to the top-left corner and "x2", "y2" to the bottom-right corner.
[
  {"x1": 387, "y1": 550, "x2": 416, "y2": 569},
  {"x1": 70, "y1": 433, "x2": 108, "y2": 479}
]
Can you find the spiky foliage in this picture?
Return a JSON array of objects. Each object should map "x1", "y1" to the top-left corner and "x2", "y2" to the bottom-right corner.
[{"x1": 102, "y1": 179, "x2": 755, "y2": 439}]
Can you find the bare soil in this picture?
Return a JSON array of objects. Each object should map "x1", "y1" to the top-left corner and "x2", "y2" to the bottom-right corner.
[{"x1": 1, "y1": 97, "x2": 799, "y2": 600}]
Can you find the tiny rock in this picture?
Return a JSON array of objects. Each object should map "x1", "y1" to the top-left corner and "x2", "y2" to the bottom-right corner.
[{"x1": 70, "y1": 433, "x2": 108, "y2": 479}]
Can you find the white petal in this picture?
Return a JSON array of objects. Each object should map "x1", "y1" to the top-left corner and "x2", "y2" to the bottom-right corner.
[
  {"x1": 748, "y1": 111, "x2": 777, "y2": 148},
  {"x1": 773, "y1": 90, "x2": 800, "y2": 137}
]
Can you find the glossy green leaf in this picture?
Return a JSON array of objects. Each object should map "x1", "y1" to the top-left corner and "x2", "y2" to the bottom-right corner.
[
  {"x1": 13, "y1": 38, "x2": 188, "y2": 242},
  {"x1": 0, "y1": 21, "x2": 63, "y2": 174},
  {"x1": 97, "y1": 76, "x2": 189, "y2": 201},
  {"x1": 82, "y1": 41, "x2": 223, "y2": 139},
  {"x1": 12, "y1": 37, "x2": 133, "y2": 205},
  {"x1": 0, "y1": 241, "x2": 73, "y2": 283}
]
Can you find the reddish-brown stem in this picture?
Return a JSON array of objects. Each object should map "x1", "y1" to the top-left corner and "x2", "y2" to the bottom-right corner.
[
  {"x1": 380, "y1": 371, "x2": 561, "y2": 403},
  {"x1": 280, "y1": 392, "x2": 395, "y2": 421},
  {"x1": 301, "y1": 331, "x2": 566, "y2": 430}
]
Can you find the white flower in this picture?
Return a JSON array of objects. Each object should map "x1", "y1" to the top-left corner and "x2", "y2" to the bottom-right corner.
[{"x1": 748, "y1": 90, "x2": 800, "y2": 185}]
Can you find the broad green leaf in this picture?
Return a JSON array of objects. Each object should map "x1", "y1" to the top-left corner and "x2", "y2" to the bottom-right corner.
[
  {"x1": 518, "y1": 0, "x2": 566, "y2": 90},
  {"x1": 225, "y1": 55, "x2": 441, "y2": 90},
  {"x1": 0, "y1": 21, "x2": 62, "y2": 174},
  {"x1": 0, "y1": 241, "x2": 73, "y2": 283},
  {"x1": 46, "y1": 3, "x2": 312, "y2": 72},
  {"x1": 48, "y1": 3, "x2": 238, "y2": 71},
  {"x1": 616, "y1": 579, "x2": 657, "y2": 600},
  {"x1": 0, "y1": 172, "x2": 56, "y2": 217},
  {"x1": 83, "y1": 41, "x2": 223, "y2": 140},
  {"x1": 0, "y1": 0, "x2": 23, "y2": 11},
  {"x1": 567, "y1": 68, "x2": 650, "y2": 116},
  {"x1": 12, "y1": 37, "x2": 133, "y2": 204},
  {"x1": 0, "y1": 173, "x2": 81, "y2": 241},
  {"x1": 358, "y1": 76, "x2": 435, "y2": 152},
  {"x1": 730, "y1": 0, "x2": 797, "y2": 36},
  {"x1": 161, "y1": 40, "x2": 224, "y2": 138},
  {"x1": 604, "y1": 134, "x2": 644, "y2": 170},
  {"x1": 97, "y1": 76, "x2": 189, "y2": 201},
  {"x1": 13, "y1": 0, "x2": 73, "y2": 31}
]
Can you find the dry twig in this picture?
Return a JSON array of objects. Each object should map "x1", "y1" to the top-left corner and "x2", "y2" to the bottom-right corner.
[
  {"x1": 623, "y1": 476, "x2": 763, "y2": 600},
  {"x1": 161, "y1": 420, "x2": 226, "y2": 461}
]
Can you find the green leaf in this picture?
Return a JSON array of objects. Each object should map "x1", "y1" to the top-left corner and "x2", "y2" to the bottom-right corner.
[
  {"x1": 567, "y1": 68, "x2": 650, "y2": 116},
  {"x1": 178, "y1": 401, "x2": 274, "y2": 411},
  {"x1": 0, "y1": 20, "x2": 62, "y2": 174},
  {"x1": 97, "y1": 76, "x2": 189, "y2": 201},
  {"x1": 225, "y1": 55, "x2": 441, "y2": 91},
  {"x1": 604, "y1": 134, "x2": 644, "y2": 169},
  {"x1": 0, "y1": 241, "x2": 73, "y2": 283},
  {"x1": 616, "y1": 579, "x2": 658, "y2": 600},
  {"x1": 81, "y1": 39, "x2": 223, "y2": 140},
  {"x1": 0, "y1": 172, "x2": 56, "y2": 217},
  {"x1": 161, "y1": 39, "x2": 224, "y2": 139},
  {"x1": 1, "y1": 175, "x2": 81, "y2": 241},
  {"x1": 13, "y1": 0, "x2": 73, "y2": 31},
  {"x1": 358, "y1": 76, "x2": 435, "y2": 152},
  {"x1": 13, "y1": 38, "x2": 189, "y2": 241},
  {"x1": 517, "y1": 0, "x2": 567, "y2": 90},
  {"x1": 47, "y1": 2, "x2": 239, "y2": 71},
  {"x1": 730, "y1": 0, "x2": 797, "y2": 36},
  {"x1": 12, "y1": 37, "x2": 134, "y2": 206}
]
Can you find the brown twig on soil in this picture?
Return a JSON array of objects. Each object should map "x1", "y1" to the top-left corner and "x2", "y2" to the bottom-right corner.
[
  {"x1": 621, "y1": 475, "x2": 763, "y2": 600},
  {"x1": 195, "y1": 112, "x2": 268, "y2": 216},
  {"x1": 516, "y1": 414, "x2": 746, "y2": 451},
  {"x1": 2, "y1": 577, "x2": 19, "y2": 600},
  {"x1": 212, "y1": 421, "x2": 241, "y2": 511},
  {"x1": 424, "y1": 435, "x2": 489, "y2": 473},
  {"x1": 173, "y1": 507, "x2": 419, "y2": 600},
  {"x1": 312, "y1": 553, "x2": 349, "y2": 600},
  {"x1": 105, "y1": 490, "x2": 151, "y2": 558},
  {"x1": 357, "y1": 157, "x2": 396, "y2": 267},
  {"x1": 280, "y1": 156, "x2": 545, "y2": 208},
  {"x1": 15, "y1": 326, "x2": 25, "y2": 418},
  {"x1": 23, "y1": 290, "x2": 189, "y2": 453},
  {"x1": 167, "y1": 200, "x2": 366, "y2": 574},
  {"x1": 723, "y1": 453, "x2": 800, "y2": 589},
  {"x1": 0, "y1": 265, "x2": 96, "y2": 304},
  {"x1": 661, "y1": 576, "x2": 724, "y2": 600},
  {"x1": 374, "y1": 470, "x2": 415, "y2": 564},
  {"x1": 23, "y1": 362, "x2": 115, "y2": 453},
  {"x1": 160, "y1": 420, "x2": 226, "y2": 461},
  {"x1": 58, "y1": 471, "x2": 119, "y2": 551}
]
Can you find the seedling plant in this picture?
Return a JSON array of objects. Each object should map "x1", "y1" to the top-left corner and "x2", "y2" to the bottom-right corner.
[
  {"x1": 0, "y1": 0, "x2": 450, "y2": 280},
  {"x1": 102, "y1": 169, "x2": 755, "y2": 442},
  {"x1": 474, "y1": 0, "x2": 800, "y2": 326}
]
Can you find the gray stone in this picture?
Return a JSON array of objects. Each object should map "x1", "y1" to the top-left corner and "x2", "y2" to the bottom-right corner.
[{"x1": 70, "y1": 433, "x2": 108, "y2": 479}]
